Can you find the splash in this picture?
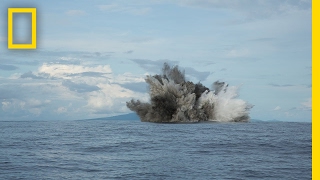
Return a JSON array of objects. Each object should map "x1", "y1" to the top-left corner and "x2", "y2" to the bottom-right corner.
[{"x1": 126, "y1": 63, "x2": 253, "y2": 123}]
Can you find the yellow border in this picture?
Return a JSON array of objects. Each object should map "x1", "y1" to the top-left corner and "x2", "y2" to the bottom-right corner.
[
  {"x1": 8, "y1": 8, "x2": 36, "y2": 49},
  {"x1": 312, "y1": 0, "x2": 318, "y2": 179}
]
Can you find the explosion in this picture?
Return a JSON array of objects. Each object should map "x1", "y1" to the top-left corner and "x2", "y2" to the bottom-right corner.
[{"x1": 127, "y1": 63, "x2": 252, "y2": 123}]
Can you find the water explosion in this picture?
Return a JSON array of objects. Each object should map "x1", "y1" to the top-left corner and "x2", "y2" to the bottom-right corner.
[{"x1": 126, "y1": 63, "x2": 253, "y2": 123}]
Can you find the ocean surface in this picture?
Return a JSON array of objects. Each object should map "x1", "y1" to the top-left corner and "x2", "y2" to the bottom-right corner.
[{"x1": 0, "y1": 120, "x2": 311, "y2": 179}]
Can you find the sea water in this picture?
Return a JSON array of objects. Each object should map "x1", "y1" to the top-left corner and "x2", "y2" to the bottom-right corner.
[{"x1": 0, "y1": 120, "x2": 311, "y2": 179}]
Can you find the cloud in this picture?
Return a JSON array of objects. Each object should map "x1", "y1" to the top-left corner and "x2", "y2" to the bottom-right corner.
[
  {"x1": 0, "y1": 84, "x2": 26, "y2": 100},
  {"x1": 62, "y1": 80, "x2": 100, "y2": 93},
  {"x1": 66, "y1": 72, "x2": 110, "y2": 78},
  {"x1": 301, "y1": 98, "x2": 311, "y2": 110},
  {"x1": 66, "y1": 10, "x2": 86, "y2": 16},
  {"x1": 85, "y1": 83, "x2": 147, "y2": 114},
  {"x1": 131, "y1": 59, "x2": 211, "y2": 81},
  {"x1": 98, "y1": 4, "x2": 119, "y2": 11},
  {"x1": 56, "y1": 106, "x2": 67, "y2": 114},
  {"x1": 124, "y1": 50, "x2": 134, "y2": 54},
  {"x1": 285, "y1": 98, "x2": 311, "y2": 113},
  {"x1": 0, "y1": 64, "x2": 18, "y2": 71},
  {"x1": 249, "y1": 38, "x2": 276, "y2": 42},
  {"x1": 20, "y1": 71, "x2": 44, "y2": 79},
  {"x1": 25, "y1": 99, "x2": 51, "y2": 109},
  {"x1": 273, "y1": 106, "x2": 281, "y2": 111},
  {"x1": 113, "y1": 73, "x2": 145, "y2": 84},
  {"x1": 226, "y1": 48, "x2": 250, "y2": 58},
  {"x1": 131, "y1": 59, "x2": 179, "y2": 73},
  {"x1": 1, "y1": 61, "x2": 148, "y2": 120},
  {"x1": 38, "y1": 63, "x2": 112, "y2": 79},
  {"x1": 120, "y1": 82, "x2": 147, "y2": 93},
  {"x1": 184, "y1": 67, "x2": 211, "y2": 81},
  {"x1": 0, "y1": 36, "x2": 7, "y2": 42},
  {"x1": 2, "y1": 98, "x2": 51, "y2": 116},
  {"x1": 178, "y1": 0, "x2": 311, "y2": 20},
  {"x1": 98, "y1": 4, "x2": 151, "y2": 15},
  {"x1": 1, "y1": 50, "x2": 113, "y2": 69},
  {"x1": 269, "y1": 83, "x2": 295, "y2": 87},
  {"x1": 268, "y1": 83, "x2": 312, "y2": 92}
]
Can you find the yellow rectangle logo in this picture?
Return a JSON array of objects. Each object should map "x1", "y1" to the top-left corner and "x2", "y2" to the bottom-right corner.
[{"x1": 8, "y1": 8, "x2": 37, "y2": 49}]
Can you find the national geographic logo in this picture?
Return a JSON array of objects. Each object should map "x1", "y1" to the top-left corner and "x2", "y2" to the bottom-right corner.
[{"x1": 7, "y1": 8, "x2": 36, "y2": 49}]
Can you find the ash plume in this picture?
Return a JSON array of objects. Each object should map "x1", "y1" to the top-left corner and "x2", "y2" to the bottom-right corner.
[{"x1": 126, "y1": 63, "x2": 253, "y2": 123}]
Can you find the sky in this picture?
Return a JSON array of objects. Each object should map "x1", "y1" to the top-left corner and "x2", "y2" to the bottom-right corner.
[{"x1": 0, "y1": 0, "x2": 311, "y2": 122}]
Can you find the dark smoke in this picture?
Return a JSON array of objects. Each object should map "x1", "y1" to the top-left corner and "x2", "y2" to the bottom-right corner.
[{"x1": 127, "y1": 63, "x2": 252, "y2": 123}]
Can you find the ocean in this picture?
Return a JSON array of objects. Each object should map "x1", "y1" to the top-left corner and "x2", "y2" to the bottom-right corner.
[{"x1": 0, "y1": 120, "x2": 311, "y2": 179}]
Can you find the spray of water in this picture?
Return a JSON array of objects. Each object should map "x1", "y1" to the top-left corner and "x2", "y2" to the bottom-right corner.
[{"x1": 126, "y1": 63, "x2": 253, "y2": 123}]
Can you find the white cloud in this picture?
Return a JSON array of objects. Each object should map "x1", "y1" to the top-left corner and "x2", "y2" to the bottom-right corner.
[
  {"x1": 87, "y1": 92, "x2": 114, "y2": 110},
  {"x1": 1, "y1": 98, "x2": 51, "y2": 116},
  {"x1": 27, "y1": 99, "x2": 50, "y2": 108},
  {"x1": 1, "y1": 101, "x2": 11, "y2": 111},
  {"x1": 301, "y1": 98, "x2": 311, "y2": 110},
  {"x1": 0, "y1": 36, "x2": 7, "y2": 42},
  {"x1": 113, "y1": 73, "x2": 145, "y2": 84},
  {"x1": 56, "y1": 107, "x2": 67, "y2": 114},
  {"x1": 98, "y1": 4, "x2": 151, "y2": 15},
  {"x1": 177, "y1": 0, "x2": 311, "y2": 20},
  {"x1": 66, "y1": 10, "x2": 86, "y2": 16},
  {"x1": 2, "y1": 62, "x2": 148, "y2": 119},
  {"x1": 226, "y1": 48, "x2": 250, "y2": 58},
  {"x1": 28, "y1": 108, "x2": 42, "y2": 116},
  {"x1": 273, "y1": 106, "x2": 281, "y2": 111},
  {"x1": 86, "y1": 83, "x2": 147, "y2": 113},
  {"x1": 38, "y1": 63, "x2": 112, "y2": 79},
  {"x1": 98, "y1": 4, "x2": 119, "y2": 11},
  {"x1": 284, "y1": 111, "x2": 293, "y2": 117},
  {"x1": 59, "y1": 56, "x2": 79, "y2": 61}
]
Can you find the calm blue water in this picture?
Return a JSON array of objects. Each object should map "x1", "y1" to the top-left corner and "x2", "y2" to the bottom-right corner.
[{"x1": 0, "y1": 120, "x2": 311, "y2": 179}]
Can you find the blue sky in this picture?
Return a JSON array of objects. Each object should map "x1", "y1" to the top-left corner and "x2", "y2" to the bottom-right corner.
[{"x1": 0, "y1": 0, "x2": 311, "y2": 121}]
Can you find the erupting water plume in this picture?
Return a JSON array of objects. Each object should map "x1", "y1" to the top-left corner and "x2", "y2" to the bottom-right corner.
[{"x1": 126, "y1": 63, "x2": 253, "y2": 123}]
